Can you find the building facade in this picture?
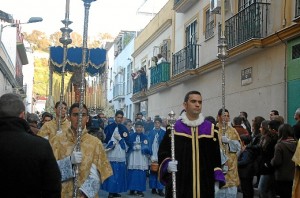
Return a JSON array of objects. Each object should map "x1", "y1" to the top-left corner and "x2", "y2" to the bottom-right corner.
[
  {"x1": 131, "y1": 0, "x2": 300, "y2": 124},
  {"x1": 106, "y1": 31, "x2": 135, "y2": 120},
  {"x1": 0, "y1": 10, "x2": 28, "y2": 99}
]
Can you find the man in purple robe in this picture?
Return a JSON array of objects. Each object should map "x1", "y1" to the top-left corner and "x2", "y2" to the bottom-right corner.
[{"x1": 158, "y1": 90, "x2": 225, "y2": 198}]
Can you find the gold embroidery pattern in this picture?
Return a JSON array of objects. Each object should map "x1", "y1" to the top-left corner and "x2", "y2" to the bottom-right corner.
[
  {"x1": 38, "y1": 118, "x2": 70, "y2": 140},
  {"x1": 218, "y1": 126, "x2": 241, "y2": 187},
  {"x1": 52, "y1": 128, "x2": 112, "y2": 198}
]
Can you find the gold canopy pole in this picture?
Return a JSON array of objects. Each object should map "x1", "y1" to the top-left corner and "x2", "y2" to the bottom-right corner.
[
  {"x1": 73, "y1": 0, "x2": 96, "y2": 197},
  {"x1": 57, "y1": 0, "x2": 72, "y2": 133}
]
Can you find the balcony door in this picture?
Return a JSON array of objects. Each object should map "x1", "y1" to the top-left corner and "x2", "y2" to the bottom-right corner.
[
  {"x1": 287, "y1": 38, "x2": 300, "y2": 124},
  {"x1": 185, "y1": 20, "x2": 197, "y2": 69},
  {"x1": 238, "y1": 0, "x2": 257, "y2": 11}
]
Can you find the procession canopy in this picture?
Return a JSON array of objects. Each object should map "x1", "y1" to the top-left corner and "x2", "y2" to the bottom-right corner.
[{"x1": 49, "y1": 46, "x2": 106, "y2": 76}]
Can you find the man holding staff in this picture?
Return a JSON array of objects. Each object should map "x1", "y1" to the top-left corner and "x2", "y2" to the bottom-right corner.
[
  {"x1": 158, "y1": 90, "x2": 225, "y2": 198},
  {"x1": 51, "y1": 103, "x2": 112, "y2": 198}
]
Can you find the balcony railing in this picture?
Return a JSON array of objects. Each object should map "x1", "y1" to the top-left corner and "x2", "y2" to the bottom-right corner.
[
  {"x1": 172, "y1": 44, "x2": 200, "y2": 76},
  {"x1": 113, "y1": 83, "x2": 125, "y2": 99},
  {"x1": 219, "y1": 2, "x2": 270, "y2": 49},
  {"x1": 133, "y1": 74, "x2": 147, "y2": 94},
  {"x1": 150, "y1": 62, "x2": 170, "y2": 86},
  {"x1": 296, "y1": 0, "x2": 300, "y2": 18}
]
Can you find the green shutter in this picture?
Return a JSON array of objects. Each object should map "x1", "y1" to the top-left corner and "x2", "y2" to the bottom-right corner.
[{"x1": 287, "y1": 37, "x2": 300, "y2": 124}]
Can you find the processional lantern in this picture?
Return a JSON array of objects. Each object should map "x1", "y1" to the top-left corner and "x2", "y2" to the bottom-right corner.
[
  {"x1": 216, "y1": 0, "x2": 228, "y2": 133},
  {"x1": 48, "y1": 0, "x2": 103, "y2": 197}
]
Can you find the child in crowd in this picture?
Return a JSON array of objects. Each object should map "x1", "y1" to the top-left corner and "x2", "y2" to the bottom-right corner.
[
  {"x1": 127, "y1": 121, "x2": 151, "y2": 197},
  {"x1": 238, "y1": 135, "x2": 255, "y2": 198}
]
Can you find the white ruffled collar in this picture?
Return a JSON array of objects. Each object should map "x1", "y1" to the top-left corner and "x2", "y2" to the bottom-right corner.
[{"x1": 179, "y1": 112, "x2": 204, "y2": 127}]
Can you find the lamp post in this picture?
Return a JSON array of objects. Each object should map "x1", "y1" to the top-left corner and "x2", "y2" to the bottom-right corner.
[{"x1": 0, "y1": 17, "x2": 43, "y2": 41}]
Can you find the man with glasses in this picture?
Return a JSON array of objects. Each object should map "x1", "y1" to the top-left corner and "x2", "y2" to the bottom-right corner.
[{"x1": 51, "y1": 102, "x2": 112, "y2": 198}]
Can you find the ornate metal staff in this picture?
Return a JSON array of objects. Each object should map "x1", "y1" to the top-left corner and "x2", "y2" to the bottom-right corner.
[
  {"x1": 217, "y1": 0, "x2": 228, "y2": 134},
  {"x1": 73, "y1": 0, "x2": 96, "y2": 197},
  {"x1": 57, "y1": 0, "x2": 72, "y2": 133},
  {"x1": 168, "y1": 111, "x2": 177, "y2": 198}
]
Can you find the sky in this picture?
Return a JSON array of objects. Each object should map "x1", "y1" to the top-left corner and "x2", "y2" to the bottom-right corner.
[{"x1": 1, "y1": 0, "x2": 167, "y2": 38}]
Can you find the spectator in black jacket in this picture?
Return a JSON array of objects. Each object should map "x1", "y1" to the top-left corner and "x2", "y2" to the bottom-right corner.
[
  {"x1": 249, "y1": 116, "x2": 265, "y2": 187},
  {"x1": 0, "y1": 93, "x2": 61, "y2": 197},
  {"x1": 238, "y1": 135, "x2": 255, "y2": 198},
  {"x1": 257, "y1": 120, "x2": 279, "y2": 198},
  {"x1": 240, "y1": 111, "x2": 252, "y2": 135}
]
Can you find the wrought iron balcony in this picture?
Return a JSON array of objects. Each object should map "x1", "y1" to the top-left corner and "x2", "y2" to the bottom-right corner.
[
  {"x1": 172, "y1": 44, "x2": 200, "y2": 76},
  {"x1": 150, "y1": 62, "x2": 170, "y2": 86},
  {"x1": 113, "y1": 83, "x2": 125, "y2": 99},
  {"x1": 133, "y1": 74, "x2": 147, "y2": 94},
  {"x1": 220, "y1": 2, "x2": 270, "y2": 49}
]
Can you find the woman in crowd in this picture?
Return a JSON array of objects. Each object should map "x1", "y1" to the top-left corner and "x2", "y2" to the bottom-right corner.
[
  {"x1": 257, "y1": 120, "x2": 279, "y2": 198},
  {"x1": 271, "y1": 124, "x2": 297, "y2": 198}
]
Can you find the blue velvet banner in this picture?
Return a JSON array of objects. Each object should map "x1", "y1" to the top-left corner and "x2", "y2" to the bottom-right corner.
[{"x1": 49, "y1": 46, "x2": 106, "y2": 76}]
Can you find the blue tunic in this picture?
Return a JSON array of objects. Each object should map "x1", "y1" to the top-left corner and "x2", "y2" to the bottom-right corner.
[
  {"x1": 148, "y1": 128, "x2": 166, "y2": 190},
  {"x1": 101, "y1": 122, "x2": 129, "y2": 193},
  {"x1": 127, "y1": 132, "x2": 151, "y2": 192}
]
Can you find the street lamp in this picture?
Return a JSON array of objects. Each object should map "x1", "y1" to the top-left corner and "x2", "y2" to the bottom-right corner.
[{"x1": 0, "y1": 17, "x2": 43, "y2": 41}]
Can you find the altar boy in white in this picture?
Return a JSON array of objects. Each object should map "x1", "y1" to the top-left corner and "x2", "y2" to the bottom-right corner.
[{"x1": 127, "y1": 121, "x2": 152, "y2": 197}]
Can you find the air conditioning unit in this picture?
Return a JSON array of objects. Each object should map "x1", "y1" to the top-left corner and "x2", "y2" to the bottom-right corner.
[{"x1": 210, "y1": 0, "x2": 221, "y2": 14}]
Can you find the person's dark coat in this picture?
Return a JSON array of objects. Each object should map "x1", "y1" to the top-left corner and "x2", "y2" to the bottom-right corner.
[
  {"x1": 238, "y1": 148, "x2": 255, "y2": 178},
  {"x1": 271, "y1": 138, "x2": 297, "y2": 181},
  {"x1": 293, "y1": 121, "x2": 300, "y2": 140},
  {"x1": 0, "y1": 117, "x2": 61, "y2": 198},
  {"x1": 257, "y1": 132, "x2": 278, "y2": 175}
]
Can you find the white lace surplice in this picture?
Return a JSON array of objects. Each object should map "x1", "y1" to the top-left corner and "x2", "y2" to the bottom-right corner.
[
  {"x1": 151, "y1": 133, "x2": 159, "y2": 162},
  {"x1": 128, "y1": 135, "x2": 149, "y2": 170},
  {"x1": 107, "y1": 127, "x2": 126, "y2": 162}
]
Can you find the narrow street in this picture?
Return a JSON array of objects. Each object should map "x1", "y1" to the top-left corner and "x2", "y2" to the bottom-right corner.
[
  {"x1": 98, "y1": 178, "x2": 260, "y2": 198},
  {"x1": 99, "y1": 189, "x2": 259, "y2": 198}
]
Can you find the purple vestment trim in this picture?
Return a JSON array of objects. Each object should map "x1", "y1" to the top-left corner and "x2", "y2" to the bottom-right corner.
[
  {"x1": 174, "y1": 120, "x2": 212, "y2": 136},
  {"x1": 214, "y1": 169, "x2": 226, "y2": 185},
  {"x1": 158, "y1": 158, "x2": 171, "y2": 185}
]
